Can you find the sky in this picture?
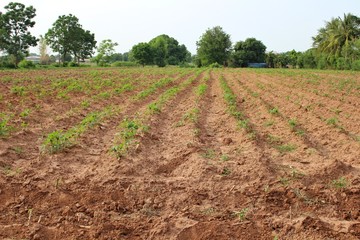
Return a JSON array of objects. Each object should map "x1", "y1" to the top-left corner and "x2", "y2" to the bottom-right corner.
[{"x1": 1, "y1": 0, "x2": 359, "y2": 55}]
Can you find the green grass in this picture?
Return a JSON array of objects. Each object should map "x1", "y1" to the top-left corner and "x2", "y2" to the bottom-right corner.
[
  {"x1": 201, "y1": 148, "x2": 216, "y2": 159},
  {"x1": 42, "y1": 108, "x2": 115, "y2": 153},
  {"x1": 331, "y1": 177, "x2": 347, "y2": 189},
  {"x1": 111, "y1": 118, "x2": 149, "y2": 158},
  {"x1": 233, "y1": 208, "x2": 249, "y2": 221},
  {"x1": 275, "y1": 144, "x2": 297, "y2": 153},
  {"x1": 195, "y1": 84, "x2": 208, "y2": 96},
  {"x1": 0, "y1": 116, "x2": 11, "y2": 137},
  {"x1": 269, "y1": 107, "x2": 279, "y2": 115}
]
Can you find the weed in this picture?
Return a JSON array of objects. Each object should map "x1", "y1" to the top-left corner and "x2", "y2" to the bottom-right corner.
[
  {"x1": 233, "y1": 208, "x2": 249, "y2": 221},
  {"x1": 289, "y1": 166, "x2": 304, "y2": 179},
  {"x1": 3, "y1": 166, "x2": 21, "y2": 177},
  {"x1": 97, "y1": 91, "x2": 111, "y2": 99},
  {"x1": 19, "y1": 109, "x2": 31, "y2": 118},
  {"x1": 326, "y1": 117, "x2": 338, "y2": 126},
  {"x1": 195, "y1": 84, "x2": 207, "y2": 96},
  {"x1": 202, "y1": 148, "x2": 216, "y2": 159},
  {"x1": 193, "y1": 128, "x2": 200, "y2": 136},
  {"x1": 221, "y1": 167, "x2": 231, "y2": 176},
  {"x1": 114, "y1": 83, "x2": 134, "y2": 94},
  {"x1": 111, "y1": 118, "x2": 148, "y2": 158},
  {"x1": 11, "y1": 146, "x2": 23, "y2": 155},
  {"x1": 42, "y1": 130, "x2": 72, "y2": 154},
  {"x1": 251, "y1": 91, "x2": 259, "y2": 97},
  {"x1": 269, "y1": 107, "x2": 279, "y2": 115},
  {"x1": 267, "y1": 134, "x2": 282, "y2": 145},
  {"x1": 238, "y1": 119, "x2": 249, "y2": 129},
  {"x1": 148, "y1": 102, "x2": 161, "y2": 114},
  {"x1": 81, "y1": 100, "x2": 90, "y2": 108},
  {"x1": 220, "y1": 154, "x2": 230, "y2": 162},
  {"x1": 0, "y1": 118, "x2": 11, "y2": 136},
  {"x1": 279, "y1": 177, "x2": 290, "y2": 186},
  {"x1": 295, "y1": 129, "x2": 305, "y2": 136},
  {"x1": 11, "y1": 86, "x2": 25, "y2": 96},
  {"x1": 288, "y1": 118, "x2": 297, "y2": 129},
  {"x1": 276, "y1": 144, "x2": 297, "y2": 153},
  {"x1": 331, "y1": 177, "x2": 347, "y2": 189}
]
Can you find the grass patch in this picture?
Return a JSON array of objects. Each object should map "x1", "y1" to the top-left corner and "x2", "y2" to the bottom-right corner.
[
  {"x1": 331, "y1": 177, "x2": 347, "y2": 189},
  {"x1": 233, "y1": 208, "x2": 249, "y2": 221},
  {"x1": 275, "y1": 144, "x2": 297, "y2": 153}
]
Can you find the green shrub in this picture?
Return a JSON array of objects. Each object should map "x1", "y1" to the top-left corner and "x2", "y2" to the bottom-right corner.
[
  {"x1": 179, "y1": 62, "x2": 195, "y2": 68},
  {"x1": 68, "y1": 61, "x2": 79, "y2": 67},
  {"x1": 352, "y1": 60, "x2": 360, "y2": 71},
  {"x1": 209, "y1": 62, "x2": 223, "y2": 68},
  {"x1": 18, "y1": 60, "x2": 35, "y2": 69},
  {"x1": 51, "y1": 62, "x2": 61, "y2": 67},
  {"x1": 112, "y1": 61, "x2": 139, "y2": 67}
]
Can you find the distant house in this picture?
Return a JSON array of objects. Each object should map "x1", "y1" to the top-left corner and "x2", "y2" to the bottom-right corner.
[
  {"x1": 248, "y1": 63, "x2": 267, "y2": 68},
  {"x1": 25, "y1": 55, "x2": 40, "y2": 64}
]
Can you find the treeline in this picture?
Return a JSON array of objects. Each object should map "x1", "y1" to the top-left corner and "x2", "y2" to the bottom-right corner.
[
  {"x1": 0, "y1": 2, "x2": 359, "y2": 70},
  {"x1": 266, "y1": 14, "x2": 360, "y2": 70}
]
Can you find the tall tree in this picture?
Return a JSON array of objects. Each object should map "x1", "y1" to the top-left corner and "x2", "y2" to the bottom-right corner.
[
  {"x1": 313, "y1": 13, "x2": 360, "y2": 61},
  {"x1": 93, "y1": 39, "x2": 118, "y2": 65},
  {"x1": 196, "y1": 26, "x2": 232, "y2": 66},
  {"x1": 45, "y1": 14, "x2": 96, "y2": 63},
  {"x1": 149, "y1": 34, "x2": 190, "y2": 67},
  {"x1": 131, "y1": 42, "x2": 153, "y2": 66},
  {"x1": 0, "y1": 2, "x2": 38, "y2": 66},
  {"x1": 231, "y1": 38, "x2": 266, "y2": 67}
]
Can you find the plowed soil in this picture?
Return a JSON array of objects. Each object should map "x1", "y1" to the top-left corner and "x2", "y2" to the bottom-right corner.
[{"x1": 1, "y1": 68, "x2": 359, "y2": 240}]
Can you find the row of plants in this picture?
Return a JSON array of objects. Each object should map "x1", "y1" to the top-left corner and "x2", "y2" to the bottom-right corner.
[
  {"x1": 111, "y1": 70, "x2": 203, "y2": 158},
  {"x1": 245, "y1": 71, "x2": 359, "y2": 142}
]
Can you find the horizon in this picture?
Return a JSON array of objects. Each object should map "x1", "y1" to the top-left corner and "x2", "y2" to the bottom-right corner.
[{"x1": 1, "y1": 0, "x2": 359, "y2": 55}]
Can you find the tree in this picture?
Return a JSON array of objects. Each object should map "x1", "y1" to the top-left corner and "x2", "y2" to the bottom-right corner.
[
  {"x1": 45, "y1": 14, "x2": 96, "y2": 64},
  {"x1": 0, "y1": 2, "x2": 38, "y2": 66},
  {"x1": 39, "y1": 35, "x2": 50, "y2": 64},
  {"x1": 131, "y1": 42, "x2": 153, "y2": 66},
  {"x1": 93, "y1": 39, "x2": 118, "y2": 65},
  {"x1": 73, "y1": 30, "x2": 96, "y2": 63},
  {"x1": 110, "y1": 53, "x2": 123, "y2": 62},
  {"x1": 231, "y1": 38, "x2": 266, "y2": 67},
  {"x1": 313, "y1": 13, "x2": 360, "y2": 65},
  {"x1": 196, "y1": 26, "x2": 232, "y2": 66},
  {"x1": 149, "y1": 34, "x2": 190, "y2": 67}
]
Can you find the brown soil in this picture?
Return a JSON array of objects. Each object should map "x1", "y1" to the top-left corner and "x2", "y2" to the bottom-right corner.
[{"x1": 0, "y1": 68, "x2": 359, "y2": 240}]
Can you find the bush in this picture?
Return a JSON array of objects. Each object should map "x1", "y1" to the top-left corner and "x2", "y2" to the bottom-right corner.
[
  {"x1": 68, "y1": 61, "x2": 79, "y2": 67},
  {"x1": 336, "y1": 57, "x2": 351, "y2": 70},
  {"x1": 18, "y1": 60, "x2": 35, "y2": 69},
  {"x1": 352, "y1": 60, "x2": 360, "y2": 71},
  {"x1": 112, "y1": 61, "x2": 140, "y2": 67},
  {"x1": 209, "y1": 62, "x2": 223, "y2": 68},
  {"x1": 179, "y1": 62, "x2": 195, "y2": 68},
  {"x1": 51, "y1": 62, "x2": 61, "y2": 67}
]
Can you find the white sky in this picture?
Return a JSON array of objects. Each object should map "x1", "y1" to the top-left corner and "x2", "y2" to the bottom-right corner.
[{"x1": 1, "y1": 0, "x2": 359, "y2": 54}]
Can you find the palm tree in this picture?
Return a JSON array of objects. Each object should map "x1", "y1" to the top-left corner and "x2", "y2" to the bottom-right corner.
[{"x1": 313, "y1": 13, "x2": 360, "y2": 60}]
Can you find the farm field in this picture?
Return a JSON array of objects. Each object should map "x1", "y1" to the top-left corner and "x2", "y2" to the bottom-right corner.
[{"x1": 0, "y1": 67, "x2": 360, "y2": 239}]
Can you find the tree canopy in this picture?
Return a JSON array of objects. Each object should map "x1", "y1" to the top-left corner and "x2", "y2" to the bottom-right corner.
[
  {"x1": 93, "y1": 39, "x2": 118, "y2": 65},
  {"x1": 196, "y1": 26, "x2": 232, "y2": 67},
  {"x1": 45, "y1": 14, "x2": 96, "y2": 63},
  {"x1": 0, "y1": 2, "x2": 38, "y2": 66},
  {"x1": 130, "y1": 42, "x2": 153, "y2": 66},
  {"x1": 312, "y1": 13, "x2": 360, "y2": 69},
  {"x1": 231, "y1": 38, "x2": 266, "y2": 67},
  {"x1": 149, "y1": 34, "x2": 190, "y2": 67}
]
